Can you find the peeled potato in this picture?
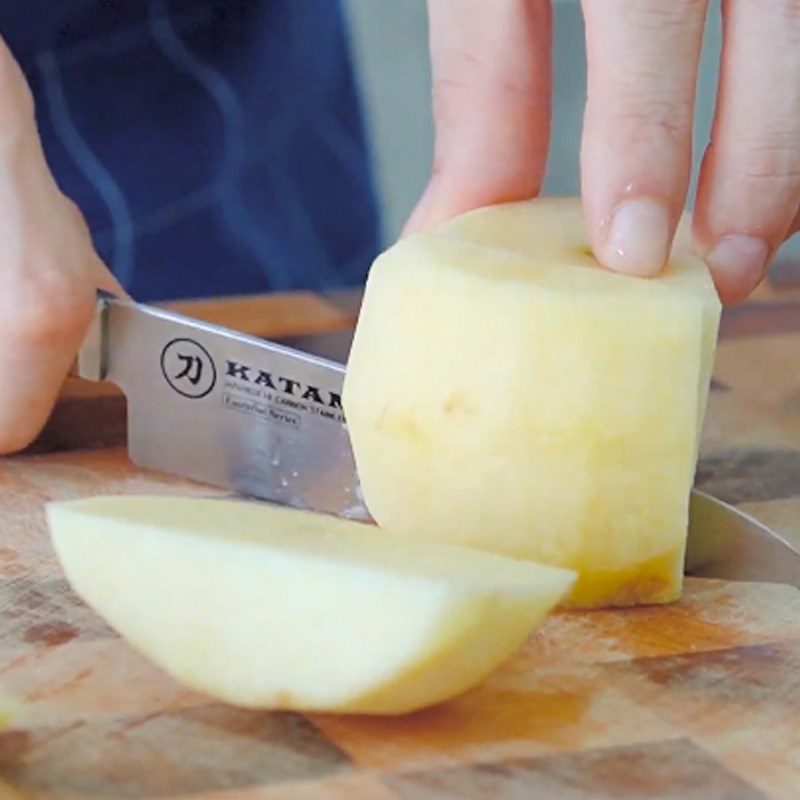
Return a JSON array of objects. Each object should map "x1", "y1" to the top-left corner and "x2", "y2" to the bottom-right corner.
[
  {"x1": 47, "y1": 496, "x2": 574, "y2": 715},
  {"x1": 343, "y1": 197, "x2": 721, "y2": 608}
]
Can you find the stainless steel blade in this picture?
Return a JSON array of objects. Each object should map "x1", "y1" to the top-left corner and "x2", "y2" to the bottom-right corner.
[
  {"x1": 78, "y1": 298, "x2": 368, "y2": 519},
  {"x1": 685, "y1": 490, "x2": 800, "y2": 587}
]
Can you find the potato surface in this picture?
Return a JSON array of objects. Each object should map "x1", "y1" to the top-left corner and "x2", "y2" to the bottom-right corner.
[{"x1": 344, "y1": 197, "x2": 720, "y2": 607}]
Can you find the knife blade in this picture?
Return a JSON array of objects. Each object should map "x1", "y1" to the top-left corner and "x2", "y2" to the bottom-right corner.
[
  {"x1": 77, "y1": 297, "x2": 368, "y2": 519},
  {"x1": 685, "y1": 490, "x2": 800, "y2": 587},
  {"x1": 78, "y1": 297, "x2": 800, "y2": 587}
]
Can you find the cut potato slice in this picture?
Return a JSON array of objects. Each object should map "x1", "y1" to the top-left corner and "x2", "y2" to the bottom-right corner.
[
  {"x1": 343, "y1": 197, "x2": 721, "y2": 608},
  {"x1": 47, "y1": 496, "x2": 574, "y2": 715}
]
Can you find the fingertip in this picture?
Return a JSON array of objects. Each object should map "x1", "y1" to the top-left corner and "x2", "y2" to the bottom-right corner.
[
  {"x1": 703, "y1": 234, "x2": 769, "y2": 305},
  {"x1": 593, "y1": 197, "x2": 672, "y2": 278}
]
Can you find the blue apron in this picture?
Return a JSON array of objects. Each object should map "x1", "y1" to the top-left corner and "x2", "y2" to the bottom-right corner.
[{"x1": 3, "y1": 0, "x2": 382, "y2": 301}]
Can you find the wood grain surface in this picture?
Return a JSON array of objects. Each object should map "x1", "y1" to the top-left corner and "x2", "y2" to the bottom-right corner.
[{"x1": 0, "y1": 270, "x2": 799, "y2": 799}]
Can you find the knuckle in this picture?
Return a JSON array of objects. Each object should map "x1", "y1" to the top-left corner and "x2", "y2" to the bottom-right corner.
[
  {"x1": 3, "y1": 271, "x2": 93, "y2": 351},
  {"x1": 0, "y1": 424, "x2": 41, "y2": 456},
  {"x1": 597, "y1": 91, "x2": 693, "y2": 151},
  {"x1": 432, "y1": 49, "x2": 482, "y2": 122},
  {"x1": 777, "y1": 0, "x2": 800, "y2": 15},
  {"x1": 432, "y1": 48, "x2": 542, "y2": 129},
  {"x1": 432, "y1": 74, "x2": 469, "y2": 129},
  {"x1": 61, "y1": 196, "x2": 88, "y2": 228},
  {"x1": 740, "y1": 0, "x2": 800, "y2": 19},
  {"x1": 730, "y1": 0, "x2": 800, "y2": 43},
  {"x1": 721, "y1": 134, "x2": 800, "y2": 185},
  {"x1": 19, "y1": 195, "x2": 95, "y2": 273},
  {"x1": 619, "y1": 97, "x2": 691, "y2": 138},
  {"x1": 58, "y1": 196, "x2": 94, "y2": 249},
  {"x1": 636, "y1": 0, "x2": 708, "y2": 27}
]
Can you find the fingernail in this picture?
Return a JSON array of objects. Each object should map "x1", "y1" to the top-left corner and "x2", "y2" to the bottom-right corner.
[
  {"x1": 705, "y1": 235, "x2": 769, "y2": 298},
  {"x1": 599, "y1": 198, "x2": 671, "y2": 277}
]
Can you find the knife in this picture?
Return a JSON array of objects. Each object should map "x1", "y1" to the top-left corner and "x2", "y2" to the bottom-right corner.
[
  {"x1": 77, "y1": 296, "x2": 367, "y2": 520},
  {"x1": 76, "y1": 297, "x2": 800, "y2": 587}
]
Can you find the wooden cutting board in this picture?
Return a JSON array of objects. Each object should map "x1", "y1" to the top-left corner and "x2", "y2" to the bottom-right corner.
[{"x1": 1, "y1": 283, "x2": 800, "y2": 799}]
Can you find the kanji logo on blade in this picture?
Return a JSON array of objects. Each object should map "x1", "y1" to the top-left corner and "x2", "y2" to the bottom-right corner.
[{"x1": 160, "y1": 338, "x2": 217, "y2": 398}]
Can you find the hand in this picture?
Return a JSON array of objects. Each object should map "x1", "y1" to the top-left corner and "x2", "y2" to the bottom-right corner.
[
  {"x1": 0, "y1": 39, "x2": 125, "y2": 453},
  {"x1": 406, "y1": 0, "x2": 800, "y2": 304}
]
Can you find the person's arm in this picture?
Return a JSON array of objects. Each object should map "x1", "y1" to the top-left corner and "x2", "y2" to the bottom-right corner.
[
  {"x1": 0, "y1": 38, "x2": 123, "y2": 453},
  {"x1": 408, "y1": 0, "x2": 800, "y2": 305}
]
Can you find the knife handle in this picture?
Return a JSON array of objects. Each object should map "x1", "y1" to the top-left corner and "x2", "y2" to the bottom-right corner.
[{"x1": 69, "y1": 293, "x2": 115, "y2": 382}]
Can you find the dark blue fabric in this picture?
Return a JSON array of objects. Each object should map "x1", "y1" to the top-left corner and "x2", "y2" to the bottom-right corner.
[{"x1": 3, "y1": 0, "x2": 382, "y2": 301}]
